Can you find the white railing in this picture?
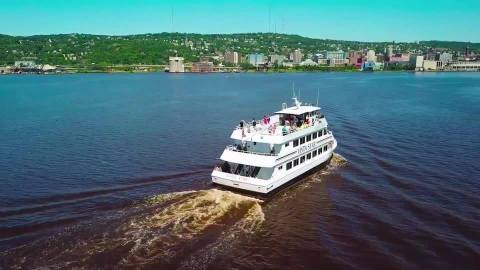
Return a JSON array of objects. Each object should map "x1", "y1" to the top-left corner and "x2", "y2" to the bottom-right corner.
[{"x1": 226, "y1": 145, "x2": 277, "y2": 156}]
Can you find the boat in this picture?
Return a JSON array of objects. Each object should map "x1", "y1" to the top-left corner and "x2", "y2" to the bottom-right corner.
[{"x1": 212, "y1": 95, "x2": 337, "y2": 194}]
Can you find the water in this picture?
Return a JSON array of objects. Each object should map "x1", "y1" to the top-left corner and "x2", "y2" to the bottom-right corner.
[{"x1": 0, "y1": 72, "x2": 479, "y2": 269}]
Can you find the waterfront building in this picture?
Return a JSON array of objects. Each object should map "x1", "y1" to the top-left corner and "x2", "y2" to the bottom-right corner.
[
  {"x1": 317, "y1": 59, "x2": 328, "y2": 65},
  {"x1": 348, "y1": 51, "x2": 364, "y2": 68},
  {"x1": 414, "y1": 55, "x2": 424, "y2": 71},
  {"x1": 387, "y1": 45, "x2": 393, "y2": 58},
  {"x1": 248, "y1": 53, "x2": 265, "y2": 67},
  {"x1": 14, "y1": 60, "x2": 37, "y2": 69},
  {"x1": 168, "y1": 56, "x2": 185, "y2": 73},
  {"x1": 328, "y1": 58, "x2": 349, "y2": 66},
  {"x1": 439, "y1": 52, "x2": 453, "y2": 65},
  {"x1": 224, "y1": 51, "x2": 240, "y2": 65},
  {"x1": 290, "y1": 49, "x2": 303, "y2": 64},
  {"x1": 423, "y1": 60, "x2": 442, "y2": 71},
  {"x1": 270, "y1": 54, "x2": 286, "y2": 65},
  {"x1": 191, "y1": 61, "x2": 214, "y2": 72},
  {"x1": 366, "y1": 50, "x2": 377, "y2": 62},
  {"x1": 446, "y1": 61, "x2": 480, "y2": 71},
  {"x1": 389, "y1": 53, "x2": 410, "y2": 63},
  {"x1": 324, "y1": 50, "x2": 348, "y2": 60},
  {"x1": 361, "y1": 60, "x2": 383, "y2": 71}
]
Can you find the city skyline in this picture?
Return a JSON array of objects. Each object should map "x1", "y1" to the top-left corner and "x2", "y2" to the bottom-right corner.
[{"x1": 1, "y1": 0, "x2": 480, "y2": 42}]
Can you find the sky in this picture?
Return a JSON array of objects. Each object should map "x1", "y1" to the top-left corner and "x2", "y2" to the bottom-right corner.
[{"x1": 1, "y1": 0, "x2": 479, "y2": 42}]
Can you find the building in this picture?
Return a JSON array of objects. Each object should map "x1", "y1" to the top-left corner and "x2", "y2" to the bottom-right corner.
[
  {"x1": 423, "y1": 60, "x2": 442, "y2": 71},
  {"x1": 191, "y1": 61, "x2": 214, "y2": 72},
  {"x1": 414, "y1": 55, "x2": 424, "y2": 71},
  {"x1": 224, "y1": 51, "x2": 240, "y2": 65},
  {"x1": 366, "y1": 50, "x2": 377, "y2": 62},
  {"x1": 389, "y1": 53, "x2": 410, "y2": 63},
  {"x1": 348, "y1": 51, "x2": 364, "y2": 68},
  {"x1": 270, "y1": 54, "x2": 286, "y2": 65},
  {"x1": 328, "y1": 58, "x2": 349, "y2": 66},
  {"x1": 387, "y1": 45, "x2": 393, "y2": 58},
  {"x1": 168, "y1": 57, "x2": 185, "y2": 73},
  {"x1": 446, "y1": 61, "x2": 480, "y2": 71},
  {"x1": 290, "y1": 49, "x2": 303, "y2": 64},
  {"x1": 14, "y1": 60, "x2": 37, "y2": 69},
  {"x1": 362, "y1": 61, "x2": 383, "y2": 71},
  {"x1": 439, "y1": 52, "x2": 453, "y2": 65},
  {"x1": 248, "y1": 53, "x2": 265, "y2": 67},
  {"x1": 324, "y1": 50, "x2": 347, "y2": 60}
]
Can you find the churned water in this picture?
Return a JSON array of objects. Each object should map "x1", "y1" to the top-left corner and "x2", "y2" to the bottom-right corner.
[{"x1": 0, "y1": 72, "x2": 479, "y2": 269}]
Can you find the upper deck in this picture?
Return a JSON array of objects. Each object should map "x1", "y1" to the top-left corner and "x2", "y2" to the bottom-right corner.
[{"x1": 230, "y1": 101, "x2": 328, "y2": 144}]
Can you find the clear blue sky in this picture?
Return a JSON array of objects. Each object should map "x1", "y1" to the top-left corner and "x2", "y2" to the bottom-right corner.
[{"x1": 1, "y1": 0, "x2": 479, "y2": 42}]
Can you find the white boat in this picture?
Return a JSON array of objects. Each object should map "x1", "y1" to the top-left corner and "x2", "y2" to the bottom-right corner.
[{"x1": 212, "y1": 96, "x2": 337, "y2": 194}]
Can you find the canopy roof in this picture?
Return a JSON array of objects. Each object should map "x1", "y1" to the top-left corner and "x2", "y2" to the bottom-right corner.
[{"x1": 275, "y1": 105, "x2": 320, "y2": 116}]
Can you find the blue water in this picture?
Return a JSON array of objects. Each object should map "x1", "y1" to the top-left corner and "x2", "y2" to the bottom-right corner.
[{"x1": 1, "y1": 72, "x2": 479, "y2": 269}]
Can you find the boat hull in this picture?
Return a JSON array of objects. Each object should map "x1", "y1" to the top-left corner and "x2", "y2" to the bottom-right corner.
[
  {"x1": 212, "y1": 153, "x2": 333, "y2": 197},
  {"x1": 211, "y1": 139, "x2": 336, "y2": 195}
]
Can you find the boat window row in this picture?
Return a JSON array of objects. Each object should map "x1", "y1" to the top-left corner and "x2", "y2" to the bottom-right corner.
[
  {"x1": 289, "y1": 128, "x2": 328, "y2": 148},
  {"x1": 285, "y1": 144, "x2": 329, "y2": 171}
]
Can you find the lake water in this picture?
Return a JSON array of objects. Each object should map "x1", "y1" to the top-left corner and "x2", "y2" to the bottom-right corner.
[{"x1": 0, "y1": 72, "x2": 479, "y2": 269}]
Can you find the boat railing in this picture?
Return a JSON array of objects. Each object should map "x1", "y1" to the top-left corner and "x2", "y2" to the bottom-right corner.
[
  {"x1": 235, "y1": 117, "x2": 324, "y2": 137},
  {"x1": 226, "y1": 145, "x2": 278, "y2": 156}
]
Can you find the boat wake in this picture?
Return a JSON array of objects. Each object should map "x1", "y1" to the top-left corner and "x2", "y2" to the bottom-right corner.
[
  {"x1": 1, "y1": 154, "x2": 347, "y2": 269},
  {"x1": 2, "y1": 189, "x2": 264, "y2": 269}
]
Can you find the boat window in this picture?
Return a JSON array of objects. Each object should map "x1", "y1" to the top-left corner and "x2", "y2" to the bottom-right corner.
[
  {"x1": 300, "y1": 156, "x2": 305, "y2": 163},
  {"x1": 323, "y1": 129, "x2": 327, "y2": 136},
  {"x1": 312, "y1": 132, "x2": 317, "y2": 139},
  {"x1": 307, "y1": 153, "x2": 311, "y2": 160},
  {"x1": 319, "y1": 148, "x2": 323, "y2": 154},
  {"x1": 312, "y1": 150, "x2": 317, "y2": 157},
  {"x1": 306, "y1": 134, "x2": 311, "y2": 142},
  {"x1": 324, "y1": 145, "x2": 328, "y2": 151},
  {"x1": 318, "y1": 131, "x2": 322, "y2": 137},
  {"x1": 294, "y1": 159, "x2": 299, "y2": 166},
  {"x1": 293, "y1": 139, "x2": 299, "y2": 147},
  {"x1": 285, "y1": 142, "x2": 289, "y2": 147},
  {"x1": 300, "y1": 137, "x2": 305, "y2": 145},
  {"x1": 286, "y1": 162, "x2": 292, "y2": 170},
  {"x1": 278, "y1": 165, "x2": 283, "y2": 170}
]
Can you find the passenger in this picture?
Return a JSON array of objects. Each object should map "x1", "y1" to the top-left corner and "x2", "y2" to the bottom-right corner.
[
  {"x1": 263, "y1": 115, "x2": 267, "y2": 125},
  {"x1": 282, "y1": 125, "x2": 288, "y2": 136},
  {"x1": 267, "y1": 115, "x2": 270, "y2": 124},
  {"x1": 252, "y1": 118, "x2": 256, "y2": 128}
]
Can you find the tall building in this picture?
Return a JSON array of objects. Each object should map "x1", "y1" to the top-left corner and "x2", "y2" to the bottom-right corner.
[
  {"x1": 248, "y1": 53, "x2": 265, "y2": 67},
  {"x1": 439, "y1": 52, "x2": 453, "y2": 64},
  {"x1": 366, "y1": 50, "x2": 377, "y2": 62},
  {"x1": 168, "y1": 57, "x2": 185, "y2": 73},
  {"x1": 270, "y1": 54, "x2": 286, "y2": 65},
  {"x1": 224, "y1": 51, "x2": 240, "y2": 65},
  {"x1": 348, "y1": 51, "x2": 364, "y2": 68},
  {"x1": 387, "y1": 45, "x2": 394, "y2": 58},
  {"x1": 290, "y1": 49, "x2": 303, "y2": 64}
]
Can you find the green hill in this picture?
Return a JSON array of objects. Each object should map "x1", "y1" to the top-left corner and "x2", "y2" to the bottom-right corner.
[{"x1": 0, "y1": 33, "x2": 478, "y2": 66}]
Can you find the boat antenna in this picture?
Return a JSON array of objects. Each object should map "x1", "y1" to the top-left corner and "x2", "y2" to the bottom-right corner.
[{"x1": 316, "y1": 88, "x2": 319, "y2": 106}]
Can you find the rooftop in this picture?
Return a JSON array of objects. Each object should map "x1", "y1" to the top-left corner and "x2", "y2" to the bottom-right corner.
[{"x1": 275, "y1": 105, "x2": 320, "y2": 115}]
